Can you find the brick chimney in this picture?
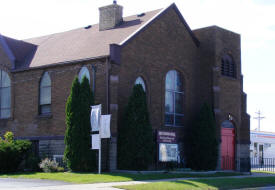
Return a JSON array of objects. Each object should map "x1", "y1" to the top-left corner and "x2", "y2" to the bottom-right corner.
[{"x1": 99, "y1": 1, "x2": 123, "y2": 31}]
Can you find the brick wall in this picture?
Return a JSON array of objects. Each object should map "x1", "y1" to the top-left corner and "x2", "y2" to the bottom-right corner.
[
  {"x1": 0, "y1": 59, "x2": 107, "y2": 137},
  {"x1": 0, "y1": 58, "x2": 110, "y2": 170},
  {"x1": 118, "y1": 8, "x2": 200, "y2": 141}
]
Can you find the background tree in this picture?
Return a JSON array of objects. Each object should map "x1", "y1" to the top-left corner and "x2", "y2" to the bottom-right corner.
[
  {"x1": 185, "y1": 103, "x2": 218, "y2": 170},
  {"x1": 118, "y1": 84, "x2": 154, "y2": 170},
  {"x1": 64, "y1": 76, "x2": 96, "y2": 171}
]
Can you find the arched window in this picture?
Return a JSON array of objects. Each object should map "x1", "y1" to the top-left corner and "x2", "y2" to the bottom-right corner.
[
  {"x1": 39, "y1": 72, "x2": 51, "y2": 114},
  {"x1": 135, "y1": 76, "x2": 146, "y2": 92},
  {"x1": 0, "y1": 70, "x2": 11, "y2": 118},
  {"x1": 165, "y1": 70, "x2": 184, "y2": 126},
  {"x1": 78, "y1": 66, "x2": 90, "y2": 83},
  {"x1": 221, "y1": 54, "x2": 236, "y2": 78}
]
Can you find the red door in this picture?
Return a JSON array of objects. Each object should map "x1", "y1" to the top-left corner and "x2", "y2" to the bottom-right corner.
[{"x1": 221, "y1": 128, "x2": 235, "y2": 170}]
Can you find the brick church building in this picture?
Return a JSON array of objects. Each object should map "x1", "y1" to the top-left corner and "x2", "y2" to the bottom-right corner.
[{"x1": 0, "y1": 2, "x2": 250, "y2": 171}]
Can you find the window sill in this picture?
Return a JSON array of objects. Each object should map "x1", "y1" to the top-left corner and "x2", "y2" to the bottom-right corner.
[
  {"x1": 165, "y1": 125, "x2": 184, "y2": 128},
  {"x1": 37, "y1": 113, "x2": 53, "y2": 119}
]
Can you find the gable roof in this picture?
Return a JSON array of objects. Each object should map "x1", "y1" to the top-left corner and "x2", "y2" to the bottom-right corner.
[
  {"x1": 0, "y1": 34, "x2": 16, "y2": 68},
  {"x1": 1, "y1": 3, "x2": 199, "y2": 71},
  {"x1": 0, "y1": 34, "x2": 36, "y2": 70}
]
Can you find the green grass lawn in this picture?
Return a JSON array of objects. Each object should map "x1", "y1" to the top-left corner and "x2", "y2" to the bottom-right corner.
[
  {"x1": 117, "y1": 177, "x2": 275, "y2": 190},
  {"x1": 252, "y1": 170, "x2": 275, "y2": 174},
  {"x1": 0, "y1": 172, "x2": 241, "y2": 184}
]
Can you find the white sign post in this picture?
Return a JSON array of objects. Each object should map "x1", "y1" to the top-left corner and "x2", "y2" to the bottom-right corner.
[{"x1": 90, "y1": 104, "x2": 111, "y2": 174}]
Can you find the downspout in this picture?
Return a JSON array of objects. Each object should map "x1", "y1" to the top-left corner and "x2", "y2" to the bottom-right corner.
[
  {"x1": 105, "y1": 57, "x2": 110, "y2": 171},
  {"x1": 105, "y1": 57, "x2": 110, "y2": 114},
  {"x1": 92, "y1": 65, "x2": 96, "y2": 93}
]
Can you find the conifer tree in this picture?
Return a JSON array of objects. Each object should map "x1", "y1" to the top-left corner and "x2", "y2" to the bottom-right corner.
[
  {"x1": 64, "y1": 77, "x2": 81, "y2": 171},
  {"x1": 118, "y1": 84, "x2": 154, "y2": 170},
  {"x1": 64, "y1": 76, "x2": 96, "y2": 171},
  {"x1": 79, "y1": 76, "x2": 97, "y2": 171},
  {"x1": 186, "y1": 103, "x2": 218, "y2": 170}
]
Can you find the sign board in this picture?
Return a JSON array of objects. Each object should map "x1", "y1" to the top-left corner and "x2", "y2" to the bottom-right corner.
[
  {"x1": 159, "y1": 143, "x2": 178, "y2": 162},
  {"x1": 90, "y1": 104, "x2": 101, "y2": 132},
  {"x1": 100, "y1": 115, "x2": 111, "y2": 138},
  {"x1": 157, "y1": 130, "x2": 176, "y2": 143},
  {"x1": 92, "y1": 134, "x2": 100, "y2": 150}
]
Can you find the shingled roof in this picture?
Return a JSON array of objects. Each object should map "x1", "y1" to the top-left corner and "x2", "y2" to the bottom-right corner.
[
  {"x1": 23, "y1": 9, "x2": 163, "y2": 69},
  {"x1": 1, "y1": 3, "x2": 199, "y2": 71}
]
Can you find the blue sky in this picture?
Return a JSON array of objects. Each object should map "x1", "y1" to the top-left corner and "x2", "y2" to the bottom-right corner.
[{"x1": 1, "y1": 0, "x2": 274, "y2": 132}]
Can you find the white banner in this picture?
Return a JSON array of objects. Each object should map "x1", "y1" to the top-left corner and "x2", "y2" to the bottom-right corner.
[
  {"x1": 90, "y1": 104, "x2": 101, "y2": 132},
  {"x1": 91, "y1": 134, "x2": 100, "y2": 150},
  {"x1": 100, "y1": 115, "x2": 111, "y2": 138},
  {"x1": 159, "y1": 143, "x2": 178, "y2": 162}
]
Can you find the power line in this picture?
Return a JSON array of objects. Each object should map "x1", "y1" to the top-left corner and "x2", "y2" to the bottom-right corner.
[{"x1": 253, "y1": 110, "x2": 265, "y2": 131}]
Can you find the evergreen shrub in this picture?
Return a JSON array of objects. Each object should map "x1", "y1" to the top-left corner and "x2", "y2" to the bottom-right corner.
[
  {"x1": 185, "y1": 103, "x2": 218, "y2": 170},
  {"x1": 64, "y1": 76, "x2": 96, "y2": 172},
  {"x1": 118, "y1": 84, "x2": 154, "y2": 170}
]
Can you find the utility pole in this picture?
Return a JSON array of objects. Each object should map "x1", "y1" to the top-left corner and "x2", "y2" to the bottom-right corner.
[{"x1": 253, "y1": 110, "x2": 265, "y2": 131}]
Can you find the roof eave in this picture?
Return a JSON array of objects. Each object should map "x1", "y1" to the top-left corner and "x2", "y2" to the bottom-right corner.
[{"x1": 11, "y1": 55, "x2": 109, "y2": 73}]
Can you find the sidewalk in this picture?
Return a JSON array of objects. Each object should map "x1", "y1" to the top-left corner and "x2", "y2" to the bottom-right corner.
[{"x1": 1, "y1": 172, "x2": 275, "y2": 190}]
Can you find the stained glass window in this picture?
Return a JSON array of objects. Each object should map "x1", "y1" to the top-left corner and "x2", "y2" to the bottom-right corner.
[
  {"x1": 79, "y1": 66, "x2": 90, "y2": 83},
  {"x1": 135, "y1": 76, "x2": 146, "y2": 92},
  {"x1": 40, "y1": 72, "x2": 51, "y2": 114},
  {"x1": 0, "y1": 70, "x2": 11, "y2": 118},
  {"x1": 165, "y1": 70, "x2": 184, "y2": 126}
]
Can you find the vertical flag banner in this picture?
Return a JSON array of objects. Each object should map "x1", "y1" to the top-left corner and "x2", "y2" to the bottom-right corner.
[
  {"x1": 92, "y1": 134, "x2": 100, "y2": 150},
  {"x1": 100, "y1": 114, "x2": 111, "y2": 138},
  {"x1": 90, "y1": 104, "x2": 101, "y2": 132}
]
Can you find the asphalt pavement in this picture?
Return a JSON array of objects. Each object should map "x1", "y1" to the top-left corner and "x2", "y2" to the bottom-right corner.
[
  {"x1": 1, "y1": 172, "x2": 275, "y2": 190},
  {"x1": 0, "y1": 177, "x2": 70, "y2": 189}
]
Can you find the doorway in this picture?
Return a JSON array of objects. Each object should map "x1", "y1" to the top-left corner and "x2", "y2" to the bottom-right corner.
[{"x1": 221, "y1": 120, "x2": 235, "y2": 170}]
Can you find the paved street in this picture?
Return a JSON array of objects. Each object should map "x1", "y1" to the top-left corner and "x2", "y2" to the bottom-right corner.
[
  {"x1": 0, "y1": 178, "x2": 70, "y2": 189},
  {"x1": 1, "y1": 173, "x2": 275, "y2": 190}
]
